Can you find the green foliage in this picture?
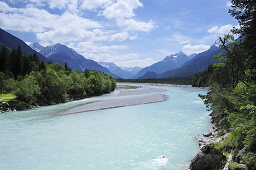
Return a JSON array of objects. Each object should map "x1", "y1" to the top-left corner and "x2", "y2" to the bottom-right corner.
[
  {"x1": 15, "y1": 75, "x2": 40, "y2": 105},
  {"x1": 2, "y1": 78, "x2": 18, "y2": 93},
  {"x1": 0, "y1": 46, "x2": 116, "y2": 109},
  {"x1": 192, "y1": 0, "x2": 256, "y2": 168},
  {"x1": 16, "y1": 101, "x2": 26, "y2": 110},
  {"x1": 192, "y1": 65, "x2": 214, "y2": 87},
  {"x1": 66, "y1": 70, "x2": 87, "y2": 99},
  {"x1": 228, "y1": 161, "x2": 240, "y2": 170},
  {"x1": 217, "y1": 129, "x2": 226, "y2": 137},
  {"x1": 41, "y1": 69, "x2": 67, "y2": 104},
  {"x1": 244, "y1": 126, "x2": 256, "y2": 152},
  {"x1": 242, "y1": 152, "x2": 256, "y2": 170}
]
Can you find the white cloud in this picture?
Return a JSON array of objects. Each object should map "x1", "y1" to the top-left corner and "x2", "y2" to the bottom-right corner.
[
  {"x1": 101, "y1": 0, "x2": 143, "y2": 19},
  {"x1": 27, "y1": 0, "x2": 75, "y2": 10},
  {"x1": 0, "y1": 1, "x2": 152, "y2": 44},
  {"x1": 170, "y1": 33, "x2": 190, "y2": 44},
  {"x1": 81, "y1": 0, "x2": 113, "y2": 10},
  {"x1": 69, "y1": 42, "x2": 128, "y2": 54},
  {"x1": 0, "y1": 1, "x2": 156, "y2": 67},
  {"x1": 208, "y1": 24, "x2": 234, "y2": 34},
  {"x1": 73, "y1": 51, "x2": 153, "y2": 67},
  {"x1": 0, "y1": 3, "x2": 101, "y2": 32},
  {"x1": 117, "y1": 19, "x2": 155, "y2": 32},
  {"x1": 68, "y1": 42, "x2": 154, "y2": 67},
  {"x1": 110, "y1": 32, "x2": 135, "y2": 41},
  {"x1": 83, "y1": 0, "x2": 155, "y2": 33},
  {"x1": 182, "y1": 44, "x2": 210, "y2": 55}
]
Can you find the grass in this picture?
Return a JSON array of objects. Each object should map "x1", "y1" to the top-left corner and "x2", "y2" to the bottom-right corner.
[
  {"x1": 0, "y1": 93, "x2": 16, "y2": 102},
  {"x1": 116, "y1": 85, "x2": 140, "y2": 90}
]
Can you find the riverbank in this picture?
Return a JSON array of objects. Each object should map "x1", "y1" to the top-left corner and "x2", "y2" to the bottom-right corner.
[
  {"x1": 190, "y1": 117, "x2": 227, "y2": 170},
  {"x1": 190, "y1": 113, "x2": 248, "y2": 170},
  {"x1": 0, "y1": 84, "x2": 166, "y2": 114},
  {"x1": 53, "y1": 84, "x2": 167, "y2": 116}
]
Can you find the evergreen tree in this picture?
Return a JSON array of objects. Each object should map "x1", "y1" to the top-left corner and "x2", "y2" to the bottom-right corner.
[
  {"x1": 64, "y1": 62, "x2": 71, "y2": 74},
  {"x1": 84, "y1": 68, "x2": 90, "y2": 78},
  {"x1": 39, "y1": 61, "x2": 46, "y2": 72},
  {"x1": 0, "y1": 46, "x2": 9, "y2": 72},
  {"x1": 13, "y1": 45, "x2": 23, "y2": 79}
]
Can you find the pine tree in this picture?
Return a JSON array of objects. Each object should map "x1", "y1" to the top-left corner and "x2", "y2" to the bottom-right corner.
[
  {"x1": 39, "y1": 61, "x2": 46, "y2": 72},
  {"x1": 13, "y1": 45, "x2": 23, "y2": 79},
  {"x1": 0, "y1": 46, "x2": 9, "y2": 72}
]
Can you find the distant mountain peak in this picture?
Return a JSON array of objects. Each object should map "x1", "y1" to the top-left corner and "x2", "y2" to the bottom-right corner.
[
  {"x1": 53, "y1": 43, "x2": 65, "y2": 47},
  {"x1": 51, "y1": 43, "x2": 68, "y2": 49},
  {"x1": 164, "y1": 51, "x2": 187, "y2": 61},
  {"x1": 178, "y1": 51, "x2": 185, "y2": 55},
  {"x1": 29, "y1": 42, "x2": 44, "y2": 52},
  {"x1": 136, "y1": 51, "x2": 190, "y2": 78},
  {"x1": 210, "y1": 44, "x2": 218, "y2": 50},
  {"x1": 99, "y1": 62, "x2": 139, "y2": 79}
]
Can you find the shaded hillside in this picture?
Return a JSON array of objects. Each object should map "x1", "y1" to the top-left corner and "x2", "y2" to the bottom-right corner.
[
  {"x1": 33, "y1": 43, "x2": 116, "y2": 76},
  {"x1": 0, "y1": 28, "x2": 50, "y2": 62}
]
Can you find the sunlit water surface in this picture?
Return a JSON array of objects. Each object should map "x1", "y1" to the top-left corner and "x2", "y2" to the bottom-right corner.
[{"x1": 0, "y1": 84, "x2": 210, "y2": 170}]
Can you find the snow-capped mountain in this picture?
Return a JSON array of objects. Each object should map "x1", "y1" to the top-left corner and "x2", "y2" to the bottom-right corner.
[
  {"x1": 135, "y1": 51, "x2": 190, "y2": 78},
  {"x1": 159, "y1": 45, "x2": 221, "y2": 78},
  {"x1": 29, "y1": 42, "x2": 44, "y2": 52},
  {"x1": 30, "y1": 43, "x2": 115, "y2": 76}
]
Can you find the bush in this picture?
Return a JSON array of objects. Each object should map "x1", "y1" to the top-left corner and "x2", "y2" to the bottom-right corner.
[{"x1": 15, "y1": 75, "x2": 40, "y2": 105}]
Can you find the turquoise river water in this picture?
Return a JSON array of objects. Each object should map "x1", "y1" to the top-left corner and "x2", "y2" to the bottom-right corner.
[{"x1": 0, "y1": 84, "x2": 211, "y2": 170}]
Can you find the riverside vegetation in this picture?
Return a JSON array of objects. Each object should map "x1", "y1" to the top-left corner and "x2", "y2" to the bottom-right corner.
[
  {"x1": 192, "y1": 0, "x2": 256, "y2": 169},
  {"x1": 0, "y1": 46, "x2": 116, "y2": 111}
]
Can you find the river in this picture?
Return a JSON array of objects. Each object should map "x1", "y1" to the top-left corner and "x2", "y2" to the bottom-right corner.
[{"x1": 0, "y1": 83, "x2": 211, "y2": 170}]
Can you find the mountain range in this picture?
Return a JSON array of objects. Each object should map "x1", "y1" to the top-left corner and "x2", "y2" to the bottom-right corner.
[
  {"x1": 159, "y1": 45, "x2": 220, "y2": 78},
  {"x1": 30, "y1": 42, "x2": 142, "y2": 79},
  {"x1": 136, "y1": 51, "x2": 193, "y2": 78},
  {"x1": 121, "y1": 66, "x2": 142, "y2": 76},
  {"x1": 138, "y1": 45, "x2": 220, "y2": 79},
  {"x1": 30, "y1": 43, "x2": 115, "y2": 76},
  {"x1": 99, "y1": 62, "x2": 141, "y2": 79},
  {"x1": 1, "y1": 28, "x2": 221, "y2": 80}
]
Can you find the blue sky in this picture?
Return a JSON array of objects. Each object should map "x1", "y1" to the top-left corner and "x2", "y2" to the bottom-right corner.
[{"x1": 0, "y1": 0, "x2": 237, "y2": 67}]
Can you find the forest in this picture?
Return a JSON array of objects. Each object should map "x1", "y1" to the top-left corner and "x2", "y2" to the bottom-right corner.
[
  {"x1": 192, "y1": 0, "x2": 256, "y2": 169},
  {"x1": 0, "y1": 46, "x2": 116, "y2": 110}
]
